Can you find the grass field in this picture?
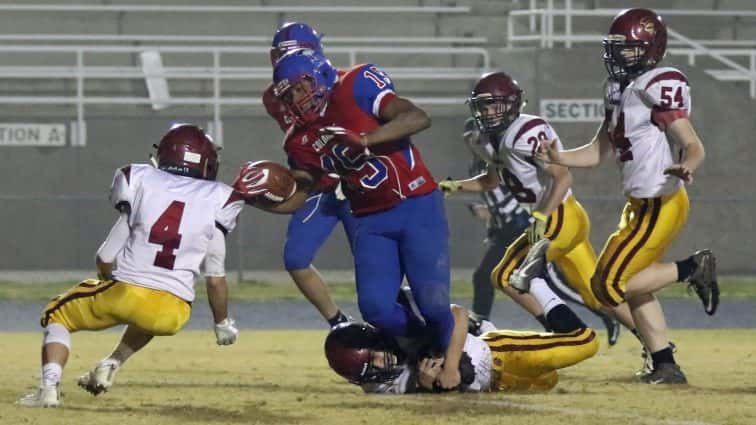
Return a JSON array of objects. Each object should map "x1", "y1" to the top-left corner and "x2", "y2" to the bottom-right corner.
[
  {"x1": 1, "y1": 330, "x2": 755, "y2": 425},
  {"x1": 2, "y1": 276, "x2": 756, "y2": 302}
]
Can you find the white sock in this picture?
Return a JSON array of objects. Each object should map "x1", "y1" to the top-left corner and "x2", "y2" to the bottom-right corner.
[
  {"x1": 102, "y1": 343, "x2": 135, "y2": 368},
  {"x1": 41, "y1": 363, "x2": 62, "y2": 388},
  {"x1": 530, "y1": 277, "x2": 565, "y2": 315}
]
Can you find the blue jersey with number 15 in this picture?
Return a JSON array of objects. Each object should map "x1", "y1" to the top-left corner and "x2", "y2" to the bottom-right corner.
[{"x1": 284, "y1": 63, "x2": 436, "y2": 216}]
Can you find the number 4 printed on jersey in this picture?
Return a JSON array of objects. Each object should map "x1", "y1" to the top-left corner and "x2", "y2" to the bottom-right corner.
[{"x1": 149, "y1": 201, "x2": 185, "y2": 270}]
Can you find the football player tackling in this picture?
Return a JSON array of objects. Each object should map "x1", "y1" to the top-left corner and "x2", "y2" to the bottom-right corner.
[
  {"x1": 17, "y1": 125, "x2": 244, "y2": 407},
  {"x1": 537, "y1": 8, "x2": 719, "y2": 384},
  {"x1": 239, "y1": 49, "x2": 455, "y2": 381}
]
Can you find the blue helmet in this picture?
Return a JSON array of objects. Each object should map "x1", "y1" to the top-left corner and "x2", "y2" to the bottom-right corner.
[
  {"x1": 273, "y1": 49, "x2": 337, "y2": 125},
  {"x1": 270, "y1": 22, "x2": 324, "y2": 65}
]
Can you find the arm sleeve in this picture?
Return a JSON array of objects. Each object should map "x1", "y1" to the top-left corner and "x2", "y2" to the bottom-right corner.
[
  {"x1": 352, "y1": 64, "x2": 398, "y2": 119},
  {"x1": 203, "y1": 226, "x2": 227, "y2": 277},
  {"x1": 215, "y1": 189, "x2": 244, "y2": 235},
  {"x1": 109, "y1": 165, "x2": 135, "y2": 214},
  {"x1": 641, "y1": 71, "x2": 692, "y2": 130},
  {"x1": 96, "y1": 212, "x2": 130, "y2": 263}
]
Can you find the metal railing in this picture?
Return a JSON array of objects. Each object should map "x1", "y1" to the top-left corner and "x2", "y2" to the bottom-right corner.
[
  {"x1": 506, "y1": 2, "x2": 756, "y2": 98},
  {"x1": 0, "y1": 34, "x2": 488, "y2": 46},
  {"x1": 0, "y1": 3, "x2": 471, "y2": 14},
  {"x1": 0, "y1": 44, "x2": 490, "y2": 145}
]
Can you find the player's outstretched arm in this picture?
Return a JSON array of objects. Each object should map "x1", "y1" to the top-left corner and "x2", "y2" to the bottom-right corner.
[
  {"x1": 439, "y1": 163, "x2": 499, "y2": 196},
  {"x1": 664, "y1": 118, "x2": 705, "y2": 184},
  {"x1": 538, "y1": 120, "x2": 611, "y2": 168},
  {"x1": 434, "y1": 304, "x2": 469, "y2": 390},
  {"x1": 363, "y1": 97, "x2": 431, "y2": 147},
  {"x1": 244, "y1": 170, "x2": 313, "y2": 215}
]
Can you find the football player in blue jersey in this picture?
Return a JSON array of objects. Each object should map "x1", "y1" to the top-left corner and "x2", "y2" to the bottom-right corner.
[{"x1": 263, "y1": 22, "x2": 356, "y2": 328}]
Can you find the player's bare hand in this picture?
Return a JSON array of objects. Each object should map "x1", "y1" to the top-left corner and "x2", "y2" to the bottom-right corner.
[
  {"x1": 319, "y1": 126, "x2": 366, "y2": 148},
  {"x1": 435, "y1": 364, "x2": 462, "y2": 390},
  {"x1": 664, "y1": 164, "x2": 693, "y2": 184},
  {"x1": 535, "y1": 139, "x2": 561, "y2": 164},
  {"x1": 417, "y1": 357, "x2": 443, "y2": 390}
]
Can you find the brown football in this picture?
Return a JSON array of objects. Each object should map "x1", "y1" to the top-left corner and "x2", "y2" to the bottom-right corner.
[{"x1": 234, "y1": 160, "x2": 297, "y2": 203}]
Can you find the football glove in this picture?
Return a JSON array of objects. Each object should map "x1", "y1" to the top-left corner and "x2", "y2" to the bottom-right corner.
[
  {"x1": 526, "y1": 211, "x2": 549, "y2": 244},
  {"x1": 438, "y1": 180, "x2": 462, "y2": 197},
  {"x1": 214, "y1": 318, "x2": 239, "y2": 346},
  {"x1": 319, "y1": 126, "x2": 366, "y2": 148}
]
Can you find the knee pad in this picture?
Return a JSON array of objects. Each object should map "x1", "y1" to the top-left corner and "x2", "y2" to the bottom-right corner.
[{"x1": 43, "y1": 323, "x2": 71, "y2": 349}]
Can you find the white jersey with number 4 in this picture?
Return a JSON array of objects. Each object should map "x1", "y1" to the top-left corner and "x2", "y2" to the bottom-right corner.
[
  {"x1": 607, "y1": 67, "x2": 690, "y2": 198},
  {"x1": 479, "y1": 114, "x2": 571, "y2": 209},
  {"x1": 109, "y1": 164, "x2": 244, "y2": 301}
]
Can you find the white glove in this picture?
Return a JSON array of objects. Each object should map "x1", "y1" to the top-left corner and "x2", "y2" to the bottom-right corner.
[{"x1": 214, "y1": 318, "x2": 239, "y2": 346}]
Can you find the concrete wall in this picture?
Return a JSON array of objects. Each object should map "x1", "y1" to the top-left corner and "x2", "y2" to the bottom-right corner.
[
  {"x1": 0, "y1": 0, "x2": 754, "y2": 274},
  {"x1": 1, "y1": 46, "x2": 754, "y2": 274}
]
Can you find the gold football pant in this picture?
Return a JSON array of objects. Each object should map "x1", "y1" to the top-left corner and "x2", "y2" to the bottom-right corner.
[
  {"x1": 592, "y1": 188, "x2": 689, "y2": 306},
  {"x1": 481, "y1": 327, "x2": 598, "y2": 392},
  {"x1": 491, "y1": 196, "x2": 601, "y2": 309},
  {"x1": 40, "y1": 279, "x2": 191, "y2": 336}
]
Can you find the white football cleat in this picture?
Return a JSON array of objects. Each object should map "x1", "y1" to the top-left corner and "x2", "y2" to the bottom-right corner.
[
  {"x1": 16, "y1": 384, "x2": 60, "y2": 407},
  {"x1": 509, "y1": 239, "x2": 550, "y2": 293},
  {"x1": 77, "y1": 362, "x2": 119, "y2": 396}
]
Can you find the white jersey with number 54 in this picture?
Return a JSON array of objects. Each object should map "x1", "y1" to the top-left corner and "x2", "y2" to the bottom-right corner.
[
  {"x1": 109, "y1": 164, "x2": 244, "y2": 301},
  {"x1": 607, "y1": 67, "x2": 690, "y2": 198}
]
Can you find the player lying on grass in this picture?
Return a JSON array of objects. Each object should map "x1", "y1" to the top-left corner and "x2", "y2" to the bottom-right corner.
[
  {"x1": 325, "y1": 268, "x2": 598, "y2": 393},
  {"x1": 16, "y1": 124, "x2": 243, "y2": 407}
]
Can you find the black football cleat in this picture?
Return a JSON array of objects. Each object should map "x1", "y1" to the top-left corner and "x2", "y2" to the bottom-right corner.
[
  {"x1": 685, "y1": 250, "x2": 719, "y2": 315},
  {"x1": 641, "y1": 363, "x2": 688, "y2": 385},
  {"x1": 637, "y1": 342, "x2": 677, "y2": 377},
  {"x1": 601, "y1": 314, "x2": 621, "y2": 346}
]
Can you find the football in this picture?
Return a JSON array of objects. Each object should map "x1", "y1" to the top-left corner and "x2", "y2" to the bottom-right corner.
[{"x1": 234, "y1": 160, "x2": 297, "y2": 203}]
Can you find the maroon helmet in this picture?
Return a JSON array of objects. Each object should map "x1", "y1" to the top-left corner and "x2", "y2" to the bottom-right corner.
[
  {"x1": 154, "y1": 124, "x2": 219, "y2": 180},
  {"x1": 324, "y1": 322, "x2": 404, "y2": 385},
  {"x1": 603, "y1": 8, "x2": 667, "y2": 81},
  {"x1": 467, "y1": 72, "x2": 524, "y2": 134}
]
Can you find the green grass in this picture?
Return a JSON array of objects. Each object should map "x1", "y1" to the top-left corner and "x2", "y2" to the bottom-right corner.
[
  {"x1": 1, "y1": 277, "x2": 755, "y2": 302},
  {"x1": 2, "y1": 330, "x2": 755, "y2": 425}
]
